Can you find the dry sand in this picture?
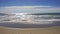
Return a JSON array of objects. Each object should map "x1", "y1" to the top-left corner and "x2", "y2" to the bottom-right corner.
[{"x1": 0, "y1": 26, "x2": 60, "y2": 34}]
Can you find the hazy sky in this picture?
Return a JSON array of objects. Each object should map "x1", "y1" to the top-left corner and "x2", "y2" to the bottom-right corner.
[{"x1": 0, "y1": 0, "x2": 60, "y2": 13}]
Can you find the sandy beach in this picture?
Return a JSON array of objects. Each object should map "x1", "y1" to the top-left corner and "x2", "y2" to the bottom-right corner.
[{"x1": 0, "y1": 26, "x2": 60, "y2": 34}]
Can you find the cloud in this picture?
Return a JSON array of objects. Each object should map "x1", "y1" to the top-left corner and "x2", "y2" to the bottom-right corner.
[{"x1": 0, "y1": 6, "x2": 60, "y2": 13}]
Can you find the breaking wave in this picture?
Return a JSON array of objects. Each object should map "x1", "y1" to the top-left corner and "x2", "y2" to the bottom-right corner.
[{"x1": 0, "y1": 13, "x2": 60, "y2": 24}]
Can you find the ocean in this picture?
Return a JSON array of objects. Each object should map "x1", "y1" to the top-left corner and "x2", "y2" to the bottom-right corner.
[
  {"x1": 0, "y1": 13, "x2": 60, "y2": 21},
  {"x1": 0, "y1": 13, "x2": 60, "y2": 28}
]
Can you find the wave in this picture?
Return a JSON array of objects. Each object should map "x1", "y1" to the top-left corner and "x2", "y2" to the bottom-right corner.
[
  {"x1": 0, "y1": 13, "x2": 60, "y2": 24},
  {"x1": 0, "y1": 13, "x2": 7, "y2": 15},
  {"x1": 27, "y1": 13, "x2": 60, "y2": 15}
]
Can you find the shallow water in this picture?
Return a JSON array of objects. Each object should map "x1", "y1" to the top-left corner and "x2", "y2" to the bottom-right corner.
[{"x1": 0, "y1": 21, "x2": 60, "y2": 28}]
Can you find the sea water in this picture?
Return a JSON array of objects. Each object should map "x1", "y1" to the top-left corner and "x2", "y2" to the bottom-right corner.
[{"x1": 0, "y1": 13, "x2": 60, "y2": 24}]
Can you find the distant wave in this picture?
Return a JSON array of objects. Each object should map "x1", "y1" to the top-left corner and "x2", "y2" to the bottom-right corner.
[
  {"x1": 27, "y1": 13, "x2": 60, "y2": 15},
  {"x1": 0, "y1": 13, "x2": 8, "y2": 16}
]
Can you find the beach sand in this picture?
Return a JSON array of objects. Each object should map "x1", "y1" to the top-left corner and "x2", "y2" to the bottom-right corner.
[{"x1": 0, "y1": 26, "x2": 60, "y2": 34}]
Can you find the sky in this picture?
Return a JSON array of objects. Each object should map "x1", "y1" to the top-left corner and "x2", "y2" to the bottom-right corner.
[{"x1": 0, "y1": 0, "x2": 60, "y2": 13}]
